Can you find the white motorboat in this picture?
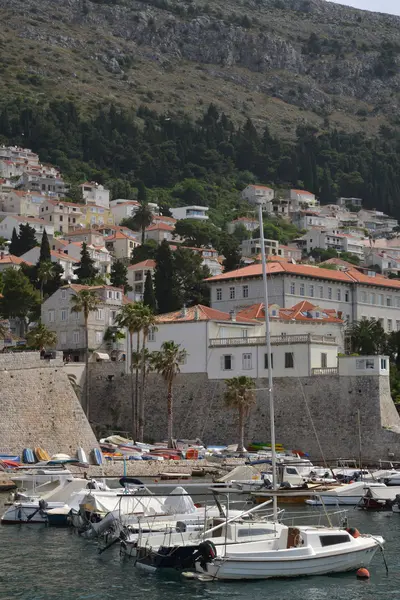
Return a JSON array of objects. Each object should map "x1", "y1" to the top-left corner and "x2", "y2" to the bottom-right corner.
[
  {"x1": 192, "y1": 525, "x2": 383, "y2": 580},
  {"x1": 305, "y1": 481, "x2": 387, "y2": 506},
  {"x1": 1, "y1": 478, "x2": 92, "y2": 524}
]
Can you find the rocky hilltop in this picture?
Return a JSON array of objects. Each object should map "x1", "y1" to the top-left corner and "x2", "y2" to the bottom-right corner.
[{"x1": 1, "y1": 0, "x2": 400, "y2": 135}]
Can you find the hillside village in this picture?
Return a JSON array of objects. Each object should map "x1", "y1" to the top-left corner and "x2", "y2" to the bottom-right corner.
[{"x1": 1, "y1": 144, "x2": 400, "y2": 383}]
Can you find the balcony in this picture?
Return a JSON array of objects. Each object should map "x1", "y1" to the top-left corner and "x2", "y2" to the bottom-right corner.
[
  {"x1": 311, "y1": 367, "x2": 338, "y2": 376},
  {"x1": 209, "y1": 334, "x2": 337, "y2": 348}
]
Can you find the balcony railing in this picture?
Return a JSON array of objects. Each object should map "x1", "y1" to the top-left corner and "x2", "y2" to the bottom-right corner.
[
  {"x1": 209, "y1": 334, "x2": 337, "y2": 348},
  {"x1": 312, "y1": 367, "x2": 339, "y2": 376}
]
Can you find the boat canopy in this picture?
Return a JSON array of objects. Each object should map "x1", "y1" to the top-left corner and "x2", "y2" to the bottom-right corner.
[
  {"x1": 218, "y1": 465, "x2": 261, "y2": 483},
  {"x1": 366, "y1": 486, "x2": 400, "y2": 500}
]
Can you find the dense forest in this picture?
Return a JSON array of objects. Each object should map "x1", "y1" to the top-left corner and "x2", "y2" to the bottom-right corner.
[{"x1": 1, "y1": 99, "x2": 400, "y2": 222}]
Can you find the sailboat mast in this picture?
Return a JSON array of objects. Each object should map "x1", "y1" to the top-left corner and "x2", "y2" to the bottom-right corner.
[{"x1": 257, "y1": 202, "x2": 278, "y2": 520}]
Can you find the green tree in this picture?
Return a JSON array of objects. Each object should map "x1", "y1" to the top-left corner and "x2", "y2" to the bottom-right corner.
[
  {"x1": 131, "y1": 203, "x2": 153, "y2": 245},
  {"x1": 143, "y1": 270, "x2": 157, "y2": 312},
  {"x1": 174, "y1": 219, "x2": 220, "y2": 248},
  {"x1": 18, "y1": 223, "x2": 38, "y2": 256},
  {"x1": 172, "y1": 179, "x2": 207, "y2": 205},
  {"x1": 37, "y1": 260, "x2": 56, "y2": 301},
  {"x1": 0, "y1": 268, "x2": 40, "y2": 335},
  {"x1": 115, "y1": 302, "x2": 145, "y2": 438},
  {"x1": 38, "y1": 229, "x2": 51, "y2": 264},
  {"x1": 346, "y1": 318, "x2": 387, "y2": 356},
  {"x1": 70, "y1": 289, "x2": 100, "y2": 419},
  {"x1": 219, "y1": 233, "x2": 242, "y2": 272},
  {"x1": 9, "y1": 228, "x2": 19, "y2": 256},
  {"x1": 154, "y1": 241, "x2": 180, "y2": 314},
  {"x1": 110, "y1": 259, "x2": 131, "y2": 293},
  {"x1": 137, "y1": 181, "x2": 148, "y2": 203},
  {"x1": 74, "y1": 242, "x2": 98, "y2": 284},
  {"x1": 173, "y1": 247, "x2": 210, "y2": 306},
  {"x1": 130, "y1": 239, "x2": 158, "y2": 264},
  {"x1": 224, "y1": 376, "x2": 256, "y2": 452},
  {"x1": 27, "y1": 322, "x2": 57, "y2": 350},
  {"x1": 153, "y1": 341, "x2": 188, "y2": 447}
]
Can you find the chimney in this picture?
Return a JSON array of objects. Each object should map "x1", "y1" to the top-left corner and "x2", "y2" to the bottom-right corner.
[
  {"x1": 229, "y1": 309, "x2": 236, "y2": 322},
  {"x1": 181, "y1": 304, "x2": 187, "y2": 318}
]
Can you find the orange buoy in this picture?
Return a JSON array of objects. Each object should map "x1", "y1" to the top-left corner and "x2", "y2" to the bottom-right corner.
[
  {"x1": 356, "y1": 568, "x2": 370, "y2": 579},
  {"x1": 346, "y1": 527, "x2": 361, "y2": 538}
]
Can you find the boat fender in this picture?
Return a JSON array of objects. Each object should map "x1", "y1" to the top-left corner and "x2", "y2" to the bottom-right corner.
[
  {"x1": 193, "y1": 540, "x2": 217, "y2": 572},
  {"x1": 346, "y1": 527, "x2": 360, "y2": 538}
]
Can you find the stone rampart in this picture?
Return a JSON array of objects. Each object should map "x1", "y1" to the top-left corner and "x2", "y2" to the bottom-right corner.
[
  {"x1": 90, "y1": 362, "x2": 400, "y2": 463},
  {"x1": 0, "y1": 352, "x2": 98, "y2": 455}
]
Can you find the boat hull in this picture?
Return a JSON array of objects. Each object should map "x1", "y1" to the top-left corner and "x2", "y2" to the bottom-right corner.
[
  {"x1": 200, "y1": 545, "x2": 380, "y2": 580},
  {"x1": 1, "y1": 502, "x2": 65, "y2": 524},
  {"x1": 305, "y1": 495, "x2": 364, "y2": 506}
]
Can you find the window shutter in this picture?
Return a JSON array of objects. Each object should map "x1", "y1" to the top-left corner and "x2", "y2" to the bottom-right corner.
[
  {"x1": 220, "y1": 356, "x2": 225, "y2": 370},
  {"x1": 231, "y1": 355, "x2": 234, "y2": 371}
]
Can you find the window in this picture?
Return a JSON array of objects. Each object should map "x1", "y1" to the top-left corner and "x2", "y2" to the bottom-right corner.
[
  {"x1": 73, "y1": 330, "x2": 80, "y2": 344},
  {"x1": 116, "y1": 292, "x2": 121, "y2": 300},
  {"x1": 328, "y1": 287, "x2": 332, "y2": 300},
  {"x1": 242, "y1": 329, "x2": 248, "y2": 338},
  {"x1": 242, "y1": 285, "x2": 249, "y2": 298},
  {"x1": 397, "y1": 320, "x2": 400, "y2": 332},
  {"x1": 361, "y1": 291, "x2": 367, "y2": 303},
  {"x1": 309, "y1": 285, "x2": 314, "y2": 298},
  {"x1": 135, "y1": 271, "x2": 142, "y2": 282},
  {"x1": 108, "y1": 291, "x2": 112, "y2": 299},
  {"x1": 95, "y1": 331, "x2": 103, "y2": 344},
  {"x1": 229, "y1": 287, "x2": 235, "y2": 300},
  {"x1": 387, "y1": 297, "x2": 392, "y2": 307},
  {"x1": 345, "y1": 290, "x2": 349, "y2": 302},
  {"x1": 264, "y1": 353, "x2": 273, "y2": 369},
  {"x1": 319, "y1": 535, "x2": 350, "y2": 547},
  {"x1": 61, "y1": 290, "x2": 66, "y2": 300},
  {"x1": 285, "y1": 352, "x2": 294, "y2": 368},
  {"x1": 48, "y1": 309, "x2": 55, "y2": 323},
  {"x1": 242, "y1": 353, "x2": 252, "y2": 370},
  {"x1": 135, "y1": 284, "x2": 142, "y2": 293},
  {"x1": 60, "y1": 332, "x2": 67, "y2": 345},
  {"x1": 290, "y1": 282, "x2": 295, "y2": 295},
  {"x1": 381, "y1": 358, "x2": 388, "y2": 370},
  {"x1": 299, "y1": 284, "x2": 305, "y2": 297},
  {"x1": 388, "y1": 319, "x2": 393, "y2": 332},
  {"x1": 370, "y1": 293, "x2": 375, "y2": 305},
  {"x1": 396, "y1": 297, "x2": 400, "y2": 308},
  {"x1": 337, "y1": 289, "x2": 341, "y2": 301},
  {"x1": 222, "y1": 355, "x2": 233, "y2": 370},
  {"x1": 321, "y1": 353, "x2": 327, "y2": 368},
  {"x1": 378, "y1": 294, "x2": 384, "y2": 306},
  {"x1": 148, "y1": 327, "x2": 156, "y2": 342},
  {"x1": 216, "y1": 288, "x2": 222, "y2": 301},
  {"x1": 72, "y1": 310, "x2": 79, "y2": 320},
  {"x1": 60, "y1": 309, "x2": 68, "y2": 321},
  {"x1": 319, "y1": 286, "x2": 323, "y2": 299},
  {"x1": 96, "y1": 309, "x2": 104, "y2": 321}
]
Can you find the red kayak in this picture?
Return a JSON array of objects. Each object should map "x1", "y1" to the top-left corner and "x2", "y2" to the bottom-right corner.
[{"x1": 2, "y1": 460, "x2": 20, "y2": 468}]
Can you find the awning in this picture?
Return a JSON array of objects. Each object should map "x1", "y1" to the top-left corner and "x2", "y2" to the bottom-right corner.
[{"x1": 94, "y1": 352, "x2": 110, "y2": 361}]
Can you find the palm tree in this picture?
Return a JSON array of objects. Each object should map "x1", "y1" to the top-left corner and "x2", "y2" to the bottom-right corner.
[
  {"x1": 224, "y1": 376, "x2": 256, "y2": 453},
  {"x1": 346, "y1": 318, "x2": 387, "y2": 356},
  {"x1": 153, "y1": 341, "x2": 187, "y2": 447},
  {"x1": 26, "y1": 322, "x2": 57, "y2": 349},
  {"x1": 138, "y1": 307, "x2": 157, "y2": 441},
  {"x1": 132, "y1": 203, "x2": 153, "y2": 245},
  {"x1": 115, "y1": 302, "x2": 145, "y2": 438},
  {"x1": 70, "y1": 289, "x2": 100, "y2": 419},
  {"x1": 37, "y1": 261, "x2": 56, "y2": 301}
]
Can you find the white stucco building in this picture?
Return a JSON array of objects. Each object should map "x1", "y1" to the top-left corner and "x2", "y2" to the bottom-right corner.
[
  {"x1": 20, "y1": 246, "x2": 78, "y2": 281},
  {"x1": 170, "y1": 206, "x2": 209, "y2": 221},
  {"x1": 206, "y1": 260, "x2": 400, "y2": 332},
  {"x1": 80, "y1": 182, "x2": 110, "y2": 209},
  {"x1": 127, "y1": 259, "x2": 156, "y2": 298},
  {"x1": 241, "y1": 185, "x2": 275, "y2": 211},
  {"x1": 0, "y1": 215, "x2": 54, "y2": 240}
]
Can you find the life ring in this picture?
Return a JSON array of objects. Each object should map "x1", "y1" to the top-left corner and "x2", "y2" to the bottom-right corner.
[{"x1": 346, "y1": 527, "x2": 360, "y2": 538}]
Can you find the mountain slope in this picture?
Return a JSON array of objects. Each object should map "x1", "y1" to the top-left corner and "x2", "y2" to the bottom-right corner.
[{"x1": 1, "y1": 0, "x2": 400, "y2": 137}]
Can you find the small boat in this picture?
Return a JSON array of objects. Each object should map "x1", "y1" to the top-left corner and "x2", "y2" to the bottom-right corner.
[
  {"x1": 22, "y1": 449, "x2": 36, "y2": 464},
  {"x1": 34, "y1": 448, "x2": 51, "y2": 462},
  {"x1": 0, "y1": 476, "x2": 16, "y2": 492},
  {"x1": 92, "y1": 448, "x2": 103, "y2": 466},
  {"x1": 44, "y1": 505, "x2": 71, "y2": 527},
  {"x1": 306, "y1": 481, "x2": 387, "y2": 506},
  {"x1": 77, "y1": 447, "x2": 88, "y2": 465},
  {"x1": 160, "y1": 473, "x2": 191, "y2": 481},
  {"x1": 361, "y1": 486, "x2": 400, "y2": 511},
  {"x1": 191, "y1": 469, "x2": 206, "y2": 477}
]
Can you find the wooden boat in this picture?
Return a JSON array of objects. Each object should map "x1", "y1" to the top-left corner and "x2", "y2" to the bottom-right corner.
[
  {"x1": 251, "y1": 484, "x2": 328, "y2": 505},
  {"x1": 160, "y1": 472, "x2": 191, "y2": 481}
]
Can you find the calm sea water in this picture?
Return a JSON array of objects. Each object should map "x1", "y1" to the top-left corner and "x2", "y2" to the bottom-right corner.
[{"x1": 1, "y1": 503, "x2": 399, "y2": 600}]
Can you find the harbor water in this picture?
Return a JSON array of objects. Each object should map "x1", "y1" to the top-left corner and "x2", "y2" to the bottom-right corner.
[{"x1": 1, "y1": 498, "x2": 400, "y2": 600}]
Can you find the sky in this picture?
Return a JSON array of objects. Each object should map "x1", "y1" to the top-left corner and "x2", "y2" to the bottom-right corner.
[{"x1": 329, "y1": 0, "x2": 400, "y2": 15}]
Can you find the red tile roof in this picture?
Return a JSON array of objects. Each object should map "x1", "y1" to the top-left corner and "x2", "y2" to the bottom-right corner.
[
  {"x1": 291, "y1": 189, "x2": 315, "y2": 196},
  {"x1": 128, "y1": 259, "x2": 156, "y2": 269},
  {"x1": 205, "y1": 260, "x2": 400, "y2": 290},
  {"x1": 0, "y1": 254, "x2": 32, "y2": 266},
  {"x1": 146, "y1": 223, "x2": 174, "y2": 232},
  {"x1": 155, "y1": 304, "x2": 259, "y2": 324},
  {"x1": 237, "y1": 301, "x2": 343, "y2": 324},
  {"x1": 248, "y1": 185, "x2": 273, "y2": 191},
  {"x1": 9, "y1": 215, "x2": 47, "y2": 224},
  {"x1": 50, "y1": 250, "x2": 78, "y2": 263}
]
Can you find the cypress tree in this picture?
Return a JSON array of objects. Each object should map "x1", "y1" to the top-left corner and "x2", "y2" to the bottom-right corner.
[
  {"x1": 38, "y1": 228, "x2": 51, "y2": 264},
  {"x1": 110, "y1": 259, "x2": 131, "y2": 293},
  {"x1": 18, "y1": 223, "x2": 38, "y2": 256},
  {"x1": 154, "y1": 240, "x2": 179, "y2": 314},
  {"x1": 73, "y1": 242, "x2": 98, "y2": 283},
  {"x1": 143, "y1": 270, "x2": 157, "y2": 312},
  {"x1": 9, "y1": 227, "x2": 20, "y2": 256}
]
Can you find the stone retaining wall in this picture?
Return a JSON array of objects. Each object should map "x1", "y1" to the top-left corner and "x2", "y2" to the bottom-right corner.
[{"x1": 90, "y1": 362, "x2": 400, "y2": 462}]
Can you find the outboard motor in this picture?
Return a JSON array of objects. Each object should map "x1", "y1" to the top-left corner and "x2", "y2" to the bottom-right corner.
[{"x1": 192, "y1": 540, "x2": 217, "y2": 572}]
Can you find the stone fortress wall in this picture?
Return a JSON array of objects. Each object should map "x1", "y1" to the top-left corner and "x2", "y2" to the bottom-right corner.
[
  {"x1": 0, "y1": 352, "x2": 98, "y2": 455},
  {"x1": 90, "y1": 361, "x2": 400, "y2": 463}
]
